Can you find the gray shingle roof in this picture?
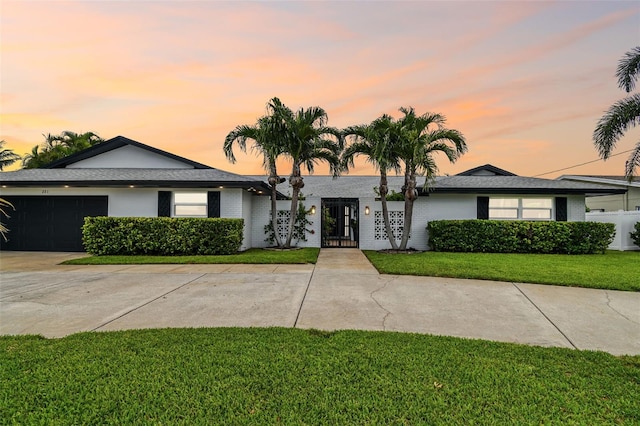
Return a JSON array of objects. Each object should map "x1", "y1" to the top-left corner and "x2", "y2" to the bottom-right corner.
[
  {"x1": 2, "y1": 169, "x2": 624, "y2": 196},
  {"x1": 1, "y1": 168, "x2": 269, "y2": 189},
  {"x1": 557, "y1": 175, "x2": 640, "y2": 188},
  {"x1": 251, "y1": 174, "x2": 626, "y2": 197}
]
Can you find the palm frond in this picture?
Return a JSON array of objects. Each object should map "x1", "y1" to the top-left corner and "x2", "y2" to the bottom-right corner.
[
  {"x1": 617, "y1": 46, "x2": 640, "y2": 93},
  {"x1": 593, "y1": 93, "x2": 640, "y2": 158},
  {"x1": 624, "y1": 139, "x2": 640, "y2": 179}
]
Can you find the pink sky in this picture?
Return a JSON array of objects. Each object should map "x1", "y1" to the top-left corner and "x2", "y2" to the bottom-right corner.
[{"x1": 1, "y1": 1, "x2": 639, "y2": 178}]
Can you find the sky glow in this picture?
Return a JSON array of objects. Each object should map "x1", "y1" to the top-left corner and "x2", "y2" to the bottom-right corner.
[{"x1": 1, "y1": 1, "x2": 639, "y2": 178}]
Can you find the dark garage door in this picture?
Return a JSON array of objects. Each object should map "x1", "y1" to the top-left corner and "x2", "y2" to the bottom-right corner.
[{"x1": 0, "y1": 196, "x2": 108, "y2": 252}]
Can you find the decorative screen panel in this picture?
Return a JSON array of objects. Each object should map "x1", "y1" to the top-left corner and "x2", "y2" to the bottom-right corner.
[
  {"x1": 374, "y1": 211, "x2": 403, "y2": 240},
  {"x1": 276, "y1": 210, "x2": 291, "y2": 242}
]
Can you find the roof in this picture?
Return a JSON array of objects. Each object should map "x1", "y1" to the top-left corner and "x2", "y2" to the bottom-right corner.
[
  {"x1": 456, "y1": 164, "x2": 517, "y2": 176},
  {"x1": 0, "y1": 168, "x2": 273, "y2": 191},
  {"x1": 44, "y1": 135, "x2": 211, "y2": 169},
  {"x1": 557, "y1": 175, "x2": 640, "y2": 188},
  {"x1": 252, "y1": 174, "x2": 626, "y2": 198}
]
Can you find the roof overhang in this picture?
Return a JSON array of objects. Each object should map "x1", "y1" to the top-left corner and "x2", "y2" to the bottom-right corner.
[{"x1": 424, "y1": 187, "x2": 628, "y2": 195}]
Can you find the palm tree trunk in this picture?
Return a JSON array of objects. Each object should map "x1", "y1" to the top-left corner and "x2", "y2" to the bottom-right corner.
[
  {"x1": 399, "y1": 170, "x2": 417, "y2": 250},
  {"x1": 379, "y1": 172, "x2": 399, "y2": 250},
  {"x1": 268, "y1": 164, "x2": 284, "y2": 248},
  {"x1": 285, "y1": 163, "x2": 303, "y2": 248}
]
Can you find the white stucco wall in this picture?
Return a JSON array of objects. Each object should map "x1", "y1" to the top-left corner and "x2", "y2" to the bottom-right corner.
[
  {"x1": 357, "y1": 195, "x2": 476, "y2": 251},
  {"x1": 568, "y1": 195, "x2": 586, "y2": 221},
  {"x1": 1, "y1": 186, "x2": 589, "y2": 251},
  {"x1": 66, "y1": 145, "x2": 194, "y2": 169},
  {"x1": 241, "y1": 190, "x2": 253, "y2": 251},
  {"x1": 248, "y1": 197, "x2": 321, "y2": 248}
]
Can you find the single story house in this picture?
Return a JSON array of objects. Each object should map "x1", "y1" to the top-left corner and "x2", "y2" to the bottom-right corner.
[
  {"x1": 556, "y1": 175, "x2": 640, "y2": 212},
  {"x1": 0, "y1": 136, "x2": 626, "y2": 252}
]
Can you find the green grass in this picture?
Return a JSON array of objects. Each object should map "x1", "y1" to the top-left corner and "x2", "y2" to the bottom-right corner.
[
  {"x1": 2, "y1": 328, "x2": 638, "y2": 424},
  {"x1": 365, "y1": 250, "x2": 640, "y2": 292},
  {"x1": 62, "y1": 247, "x2": 320, "y2": 265}
]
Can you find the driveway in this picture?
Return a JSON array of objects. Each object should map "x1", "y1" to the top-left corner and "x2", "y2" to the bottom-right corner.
[{"x1": 1, "y1": 250, "x2": 638, "y2": 356}]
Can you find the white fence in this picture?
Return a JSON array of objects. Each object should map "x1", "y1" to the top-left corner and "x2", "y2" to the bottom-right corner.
[{"x1": 586, "y1": 211, "x2": 640, "y2": 251}]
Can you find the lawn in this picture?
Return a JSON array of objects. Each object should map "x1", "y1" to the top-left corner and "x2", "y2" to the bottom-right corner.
[
  {"x1": 364, "y1": 250, "x2": 640, "y2": 292},
  {"x1": 2, "y1": 328, "x2": 639, "y2": 424},
  {"x1": 62, "y1": 247, "x2": 320, "y2": 265}
]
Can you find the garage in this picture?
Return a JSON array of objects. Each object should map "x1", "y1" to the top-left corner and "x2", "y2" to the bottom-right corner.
[{"x1": 0, "y1": 196, "x2": 108, "y2": 252}]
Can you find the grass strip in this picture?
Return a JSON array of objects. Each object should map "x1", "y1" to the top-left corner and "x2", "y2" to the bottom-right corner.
[
  {"x1": 364, "y1": 250, "x2": 640, "y2": 292},
  {"x1": 62, "y1": 247, "x2": 320, "y2": 265},
  {"x1": 2, "y1": 328, "x2": 639, "y2": 424}
]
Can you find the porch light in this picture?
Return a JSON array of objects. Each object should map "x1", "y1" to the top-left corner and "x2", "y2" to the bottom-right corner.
[
  {"x1": 310, "y1": 205, "x2": 316, "y2": 215},
  {"x1": 365, "y1": 206, "x2": 370, "y2": 215}
]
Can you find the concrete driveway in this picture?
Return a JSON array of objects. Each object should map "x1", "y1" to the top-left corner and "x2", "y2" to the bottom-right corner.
[{"x1": 1, "y1": 249, "x2": 639, "y2": 356}]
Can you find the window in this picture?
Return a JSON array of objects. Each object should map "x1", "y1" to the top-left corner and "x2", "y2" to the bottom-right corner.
[
  {"x1": 489, "y1": 198, "x2": 552, "y2": 220},
  {"x1": 174, "y1": 192, "x2": 207, "y2": 217}
]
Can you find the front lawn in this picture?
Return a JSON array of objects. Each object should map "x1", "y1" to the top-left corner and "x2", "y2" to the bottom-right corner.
[
  {"x1": 63, "y1": 247, "x2": 320, "y2": 265},
  {"x1": 364, "y1": 250, "x2": 640, "y2": 292},
  {"x1": 2, "y1": 328, "x2": 639, "y2": 424}
]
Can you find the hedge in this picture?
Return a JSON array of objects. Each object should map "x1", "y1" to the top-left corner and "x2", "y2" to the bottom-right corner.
[
  {"x1": 83, "y1": 217, "x2": 244, "y2": 255},
  {"x1": 631, "y1": 222, "x2": 640, "y2": 247},
  {"x1": 427, "y1": 220, "x2": 615, "y2": 254}
]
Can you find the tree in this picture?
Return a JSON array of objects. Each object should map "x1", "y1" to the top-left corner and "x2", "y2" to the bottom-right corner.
[
  {"x1": 0, "y1": 198, "x2": 14, "y2": 241},
  {"x1": 396, "y1": 107, "x2": 467, "y2": 250},
  {"x1": 0, "y1": 140, "x2": 21, "y2": 171},
  {"x1": 22, "y1": 131, "x2": 103, "y2": 168},
  {"x1": 268, "y1": 98, "x2": 343, "y2": 248},
  {"x1": 342, "y1": 114, "x2": 403, "y2": 249},
  {"x1": 593, "y1": 46, "x2": 640, "y2": 179},
  {"x1": 224, "y1": 106, "x2": 287, "y2": 248}
]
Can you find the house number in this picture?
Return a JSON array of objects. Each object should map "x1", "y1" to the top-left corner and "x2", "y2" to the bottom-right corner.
[{"x1": 42, "y1": 189, "x2": 48, "y2": 194}]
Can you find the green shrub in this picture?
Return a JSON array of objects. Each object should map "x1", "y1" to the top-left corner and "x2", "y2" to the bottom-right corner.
[
  {"x1": 631, "y1": 222, "x2": 640, "y2": 247},
  {"x1": 427, "y1": 220, "x2": 615, "y2": 254},
  {"x1": 83, "y1": 217, "x2": 243, "y2": 255}
]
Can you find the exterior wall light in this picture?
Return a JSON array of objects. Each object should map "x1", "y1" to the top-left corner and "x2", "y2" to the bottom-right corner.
[
  {"x1": 365, "y1": 206, "x2": 370, "y2": 215},
  {"x1": 310, "y1": 205, "x2": 316, "y2": 215}
]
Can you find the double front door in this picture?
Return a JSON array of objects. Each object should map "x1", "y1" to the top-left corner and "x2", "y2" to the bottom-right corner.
[{"x1": 321, "y1": 198, "x2": 359, "y2": 248}]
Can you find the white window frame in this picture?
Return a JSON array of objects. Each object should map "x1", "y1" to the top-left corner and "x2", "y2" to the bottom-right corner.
[
  {"x1": 489, "y1": 197, "x2": 553, "y2": 221},
  {"x1": 173, "y1": 192, "x2": 208, "y2": 217}
]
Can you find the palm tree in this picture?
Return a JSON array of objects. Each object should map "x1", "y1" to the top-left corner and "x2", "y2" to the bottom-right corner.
[
  {"x1": 22, "y1": 131, "x2": 104, "y2": 169},
  {"x1": 396, "y1": 107, "x2": 467, "y2": 250},
  {"x1": 594, "y1": 46, "x2": 640, "y2": 179},
  {"x1": 0, "y1": 141, "x2": 21, "y2": 171},
  {"x1": 269, "y1": 98, "x2": 343, "y2": 247},
  {"x1": 342, "y1": 114, "x2": 402, "y2": 250},
  {"x1": 0, "y1": 198, "x2": 14, "y2": 241},
  {"x1": 224, "y1": 108, "x2": 287, "y2": 248}
]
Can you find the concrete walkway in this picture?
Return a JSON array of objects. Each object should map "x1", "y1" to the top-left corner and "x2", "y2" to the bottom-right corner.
[{"x1": 1, "y1": 249, "x2": 638, "y2": 355}]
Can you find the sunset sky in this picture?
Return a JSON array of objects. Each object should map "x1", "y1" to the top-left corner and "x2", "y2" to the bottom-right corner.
[{"x1": 1, "y1": 1, "x2": 639, "y2": 178}]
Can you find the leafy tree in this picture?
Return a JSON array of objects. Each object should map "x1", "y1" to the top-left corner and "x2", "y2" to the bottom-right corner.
[
  {"x1": 0, "y1": 140, "x2": 21, "y2": 171},
  {"x1": 224, "y1": 104, "x2": 287, "y2": 248},
  {"x1": 268, "y1": 98, "x2": 343, "y2": 248},
  {"x1": 22, "y1": 131, "x2": 103, "y2": 169},
  {"x1": 396, "y1": 107, "x2": 467, "y2": 250},
  {"x1": 594, "y1": 46, "x2": 640, "y2": 179},
  {"x1": 343, "y1": 115, "x2": 403, "y2": 249}
]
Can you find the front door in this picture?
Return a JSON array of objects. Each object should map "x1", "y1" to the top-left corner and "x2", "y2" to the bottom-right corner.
[{"x1": 321, "y1": 198, "x2": 359, "y2": 248}]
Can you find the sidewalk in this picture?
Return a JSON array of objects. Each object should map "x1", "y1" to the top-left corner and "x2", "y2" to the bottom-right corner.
[{"x1": 1, "y1": 249, "x2": 639, "y2": 355}]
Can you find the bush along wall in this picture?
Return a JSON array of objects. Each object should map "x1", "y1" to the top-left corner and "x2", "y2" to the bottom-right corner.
[
  {"x1": 427, "y1": 220, "x2": 615, "y2": 254},
  {"x1": 83, "y1": 217, "x2": 244, "y2": 255},
  {"x1": 631, "y1": 222, "x2": 640, "y2": 247}
]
